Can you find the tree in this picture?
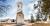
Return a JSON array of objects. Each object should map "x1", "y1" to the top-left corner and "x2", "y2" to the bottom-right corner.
[
  {"x1": 31, "y1": 14, "x2": 34, "y2": 23},
  {"x1": 42, "y1": 0, "x2": 50, "y2": 15},
  {"x1": 41, "y1": 0, "x2": 50, "y2": 21},
  {"x1": 36, "y1": 13, "x2": 41, "y2": 21}
]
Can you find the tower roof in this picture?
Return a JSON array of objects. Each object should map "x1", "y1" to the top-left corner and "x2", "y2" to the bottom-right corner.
[{"x1": 17, "y1": 11, "x2": 23, "y2": 14}]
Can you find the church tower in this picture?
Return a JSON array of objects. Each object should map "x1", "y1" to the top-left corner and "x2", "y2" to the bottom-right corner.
[{"x1": 16, "y1": 0, "x2": 24, "y2": 24}]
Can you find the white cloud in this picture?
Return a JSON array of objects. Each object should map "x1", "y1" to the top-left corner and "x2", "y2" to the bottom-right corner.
[
  {"x1": 28, "y1": 3, "x2": 34, "y2": 10},
  {"x1": 29, "y1": 11, "x2": 32, "y2": 14},
  {"x1": 24, "y1": 14, "x2": 31, "y2": 20},
  {"x1": 23, "y1": 5, "x2": 31, "y2": 20}
]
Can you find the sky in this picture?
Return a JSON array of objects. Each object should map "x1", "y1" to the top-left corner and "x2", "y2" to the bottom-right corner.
[{"x1": 0, "y1": 0, "x2": 38, "y2": 20}]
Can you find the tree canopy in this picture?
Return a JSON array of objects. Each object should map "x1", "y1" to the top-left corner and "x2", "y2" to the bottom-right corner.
[{"x1": 42, "y1": 0, "x2": 50, "y2": 15}]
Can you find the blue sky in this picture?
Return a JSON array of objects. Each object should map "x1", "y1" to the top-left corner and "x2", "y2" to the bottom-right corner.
[{"x1": 0, "y1": 0, "x2": 37, "y2": 19}]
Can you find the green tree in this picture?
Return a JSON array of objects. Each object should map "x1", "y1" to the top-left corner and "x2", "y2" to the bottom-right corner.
[
  {"x1": 42, "y1": 0, "x2": 50, "y2": 15},
  {"x1": 41, "y1": 0, "x2": 50, "y2": 21},
  {"x1": 36, "y1": 13, "x2": 41, "y2": 21},
  {"x1": 31, "y1": 14, "x2": 34, "y2": 23}
]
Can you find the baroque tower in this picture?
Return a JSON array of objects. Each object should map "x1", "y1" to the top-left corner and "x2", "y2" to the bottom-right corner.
[{"x1": 16, "y1": 0, "x2": 24, "y2": 24}]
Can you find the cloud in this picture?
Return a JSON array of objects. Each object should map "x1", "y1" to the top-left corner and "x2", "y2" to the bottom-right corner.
[
  {"x1": 23, "y1": 2, "x2": 34, "y2": 20},
  {"x1": 23, "y1": 4, "x2": 31, "y2": 20},
  {"x1": 24, "y1": 14, "x2": 31, "y2": 20},
  {"x1": 28, "y1": 3, "x2": 34, "y2": 10}
]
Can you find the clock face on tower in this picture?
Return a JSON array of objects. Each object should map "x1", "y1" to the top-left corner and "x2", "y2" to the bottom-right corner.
[
  {"x1": 19, "y1": 14, "x2": 21, "y2": 16},
  {"x1": 19, "y1": 14, "x2": 22, "y2": 17},
  {"x1": 18, "y1": 14, "x2": 22, "y2": 17}
]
